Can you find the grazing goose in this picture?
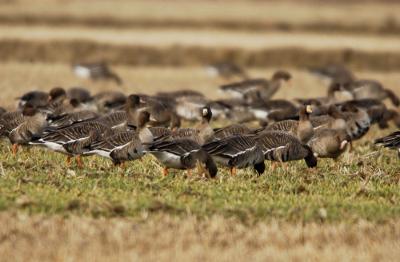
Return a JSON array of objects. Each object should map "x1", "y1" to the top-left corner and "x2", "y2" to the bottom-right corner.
[
  {"x1": 96, "y1": 94, "x2": 141, "y2": 131},
  {"x1": 161, "y1": 106, "x2": 214, "y2": 145},
  {"x1": 137, "y1": 95, "x2": 179, "y2": 127},
  {"x1": 307, "y1": 128, "x2": 349, "y2": 159},
  {"x1": 31, "y1": 121, "x2": 112, "y2": 168},
  {"x1": 87, "y1": 111, "x2": 153, "y2": 165},
  {"x1": 67, "y1": 87, "x2": 92, "y2": 104},
  {"x1": 310, "y1": 105, "x2": 347, "y2": 131},
  {"x1": 308, "y1": 64, "x2": 354, "y2": 85},
  {"x1": 341, "y1": 80, "x2": 400, "y2": 107},
  {"x1": 339, "y1": 104, "x2": 371, "y2": 141},
  {"x1": 148, "y1": 138, "x2": 218, "y2": 177},
  {"x1": 256, "y1": 131, "x2": 317, "y2": 168},
  {"x1": 212, "y1": 124, "x2": 253, "y2": 140},
  {"x1": 202, "y1": 135, "x2": 265, "y2": 176},
  {"x1": 220, "y1": 70, "x2": 291, "y2": 102},
  {"x1": 264, "y1": 105, "x2": 314, "y2": 143},
  {"x1": 375, "y1": 131, "x2": 400, "y2": 157},
  {"x1": 247, "y1": 99, "x2": 298, "y2": 124},
  {"x1": 174, "y1": 95, "x2": 209, "y2": 121},
  {"x1": 7, "y1": 104, "x2": 48, "y2": 155},
  {"x1": 48, "y1": 110, "x2": 99, "y2": 129},
  {"x1": 92, "y1": 91, "x2": 127, "y2": 113},
  {"x1": 72, "y1": 62, "x2": 122, "y2": 85},
  {"x1": 206, "y1": 62, "x2": 248, "y2": 80}
]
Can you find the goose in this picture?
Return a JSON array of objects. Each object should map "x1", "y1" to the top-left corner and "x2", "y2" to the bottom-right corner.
[
  {"x1": 310, "y1": 105, "x2": 347, "y2": 131},
  {"x1": 212, "y1": 123, "x2": 253, "y2": 140},
  {"x1": 307, "y1": 128, "x2": 349, "y2": 159},
  {"x1": 337, "y1": 99, "x2": 396, "y2": 128},
  {"x1": 67, "y1": 87, "x2": 92, "y2": 104},
  {"x1": 308, "y1": 64, "x2": 354, "y2": 86},
  {"x1": 247, "y1": 99, "x2": 298, "y2": 124},
  {"x1": 220, "y1": 70, "x2": 291, "y2": 102},
  {"x1": 202, "y1": 135, "x2": 265, "y2": 176},
  {"x1": 206, "y1": 62, "x2": 248, "y2": 80},
  {"x1": 48, "y1": 110, "x2": 100, "y2": 129},
  {"x1": 92, "y1": 91, "x2": 127, "y2": 113},
  {"x1": 6, "y1": 104, "x2": 48, "y2": 155},
  {"x1": 147, "y1": 138, "x2": 218, "y2": 177},
  {"x1": 0, "y1": 107, "x2": 6, "y2": 116},
  {"x1": 264, "y1": 105, "x2": 314, "y2": 143},
  {"x1": 174, "y1": 95, "x2": 209, "y2": 121},
  {"x1": 159, "y1": 106, "x2": 214, "y2": 145},
  {"x1": 206, "y1": 98, "x2": 249, "y2": 120},
  {"x1": 137, "y1": 95, "x2": 179, "y2": 127},
  {"x1": 16, "y1": 90, "x2": 48, "y2": 109},
  {"x1": 95, "y1": 94, "x2": 141, "y2": 131},
  {"x1": 87, "y1": 111, "x2": 153, "y2": 165},
  {"x1": 255, "y1": 131, "x2": 317, "y2": 168},
  {"x1": 72, "y1": 62, "x2": 122, "y2": 85},
  {"x1": 340, "y1": 80, "x2": 400, "y2": 107},
  {"x1": 31, "y1": 121, "x2": 112, "y2": 168},
  {"x1": 338, "y1": 104, "x2": 371, "y2": 141},
  {"x1": 375, "y1": 131, "x2": 400, "y2": 157}
]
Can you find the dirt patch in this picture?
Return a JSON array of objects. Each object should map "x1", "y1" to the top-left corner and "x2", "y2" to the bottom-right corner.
[{"x1": 2, "y1": 39, "x2": 400, "y2": 71}]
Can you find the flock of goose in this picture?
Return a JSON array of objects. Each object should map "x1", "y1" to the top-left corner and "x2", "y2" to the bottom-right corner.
[{"x1": 0, "y1": 63, "x2": 399, "y2": 177}]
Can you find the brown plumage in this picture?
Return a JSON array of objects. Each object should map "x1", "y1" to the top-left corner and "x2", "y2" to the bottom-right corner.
[
  {"x1": 148, "y1": 138, "x2": 218, "y2": 177},
  {"x1": 159, "y1": 106, "x2": 214, "y2": 145},
  {"x1": 212, "y1": 124, "x2": 252, "y2": 140},
  {"x1": 202, "y1": 134, "x2": 265, "y2": 176},
  {"x1": 264, "y1": 105, "x2": 314, "y2": 143},
  {"x1": 220, "y1": 70, "x2": 291, "y2": 102},
  {"x1": 256, "y1": 131, "x2": 317, "y2": 168},
  {"x1": 308, "y1": 128, "x2": 349, "y2": 159},
  {"x1": 87, "y1": 112, "x2": 153, "y2": 165}
]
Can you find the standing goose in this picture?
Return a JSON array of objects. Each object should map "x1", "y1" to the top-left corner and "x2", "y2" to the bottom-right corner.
[
  {"x1": 7, "y1": 104, "x2": 48, "y2": 155},
  {"x1": 264, "y1": 105, "x2": 314, "y2": 143},
  {"x1": 256, "y1": 131, "x2": 317, "y2": 168},
  {"x1": 220, "y1": 70, "x2": 291, "y2": 102},
  {"x1": 202, "y1": 135, "x2": 265, "y2": 176},
  {"x1": 375, "y1": 131, "x2": 400, "y2": 157},
  {"x1": 31, "y1": 121, "x2": 112, "y2": 168},
  {"x1": 147, "y1": 138, "x2": 218, "y2": 177},
  {"x1": 72, "y1": 62, "x2": 122, "y2": 85},
  {"x1": 87, "y1": 112, "x2": 153, "y2": 165}
]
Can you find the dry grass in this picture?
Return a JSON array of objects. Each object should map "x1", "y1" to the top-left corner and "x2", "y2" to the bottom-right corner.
[
  {"x1": 1, "y1": 0, "x2": 399, "y2": 27},
  {"x1": 2, "y1": 25, "x2": 400, "y2": 52},
  {"x1": 0, "y1": 212, "x2": 399, "y2": 262},
  {"x1": 2, "y1": 62, "x2": 400, "y2": 108}
]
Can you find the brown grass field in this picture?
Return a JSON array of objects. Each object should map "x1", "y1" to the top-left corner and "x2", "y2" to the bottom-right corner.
[{"x1": 1, "y1": 0, "x2": 400, "y2": 261}]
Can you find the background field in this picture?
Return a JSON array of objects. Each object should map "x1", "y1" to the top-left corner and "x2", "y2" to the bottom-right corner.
[{"x1": 0, "y1": 0, "x2": 400, "y2": 261}]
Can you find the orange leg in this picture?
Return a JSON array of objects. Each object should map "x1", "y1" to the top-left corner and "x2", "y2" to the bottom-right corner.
[
  {"x1": 76, "y1": 155, "x2": 84, "y2": 169},
  {"x1": 163, "y1": 167, "x2": 169, "y2": 176},
  {"x1": 66, "y1": 156, "x2": 72, "y2": 167},
  {"x1": 12, "y1": 144, "x2": 19, "y2": 155},
  {"x1": 270, "y1": 162, "x2": 277, "y2": 171},
  {"x1": 230, "y1": 167, "x2": 237, "y2": 176}
]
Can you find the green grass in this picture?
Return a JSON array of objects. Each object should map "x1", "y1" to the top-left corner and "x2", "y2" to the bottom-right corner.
[{"x1": 0, "y1": 136, "x2": 399, "y2": 224}]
